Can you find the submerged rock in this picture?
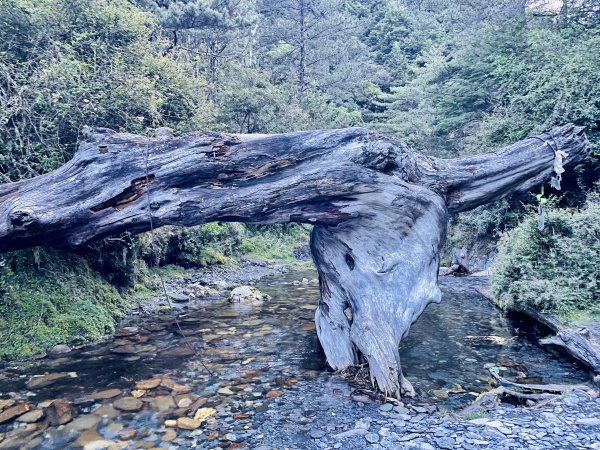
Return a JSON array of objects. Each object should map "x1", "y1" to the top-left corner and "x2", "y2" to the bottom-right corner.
[
  {"x1": 229, "y1": 286, "x2": 269, "y2": 305},
  {"x1": 0, "y1": 403, "x2": 30, "y2": 424},
  {"x1": 113, "y1": 397, "x2": 143, "y2": 412},
  {"x1": 16, "y1": 409, "x2": 44, "y2": 423},
  {"x1": 176, "y1": 417, "x2": 201, "y2": 430},
  {"x1": 26, "y1": 372, "x2": 75, "y2": 389},
  {"x1": 47, "y1": 399, "x2": 73, "y2": 425}
]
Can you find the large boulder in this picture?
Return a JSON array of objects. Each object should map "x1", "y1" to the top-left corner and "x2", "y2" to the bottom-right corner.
[{"x1": 229, "y1": 286, "x2": 269, "y2": 305}]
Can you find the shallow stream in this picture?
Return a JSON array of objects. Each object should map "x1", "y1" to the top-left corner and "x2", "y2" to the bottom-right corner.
[{"x1": 0, "y1": 270, "x2": 591, "y2": 449}]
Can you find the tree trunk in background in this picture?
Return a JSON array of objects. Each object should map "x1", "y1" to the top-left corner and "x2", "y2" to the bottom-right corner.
[
  {"x1": 0, "y1": 124, "x2": 590, "y2": 396},
  {"x1": 298, "y1": 0, "x2": 307, "y2": 95}
]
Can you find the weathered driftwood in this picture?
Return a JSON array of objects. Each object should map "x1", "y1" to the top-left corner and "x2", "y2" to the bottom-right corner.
[
  {"x1": 515, "y1": 306, "x2": 600, "y2": 373},
  {"x1": 0, "y1": 123, "x2": 591, "y2": 396},
  {"x1": 463, "y1": 364, "x2": 596, "y2": 414},
  {"x1": 488, "y1": 366, "x2": 595, "y2": 395}
]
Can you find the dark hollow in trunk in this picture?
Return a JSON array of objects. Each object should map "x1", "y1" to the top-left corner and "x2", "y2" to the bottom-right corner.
[{"x1": 0, "y1": 124, "x2": 591, "y2": 396}]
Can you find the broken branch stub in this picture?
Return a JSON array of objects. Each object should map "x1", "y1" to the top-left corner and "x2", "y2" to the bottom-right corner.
[{"x1": 0, "y1": 123, "x2": 591, "y2": 396}]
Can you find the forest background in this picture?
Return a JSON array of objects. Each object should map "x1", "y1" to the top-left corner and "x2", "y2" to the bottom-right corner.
[{"x1": 0, "y1": 0, "x2": 598, "y2": 358}]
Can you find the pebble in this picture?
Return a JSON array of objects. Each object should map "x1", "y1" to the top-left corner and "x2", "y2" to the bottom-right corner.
[
  {"x1": 379, "y1": 403, "x2": 393, "y2": 412},
  {"x1": 177, "y1": 417, "x2": 201, "y2": 430},
  {"x1": 310, "y1": 429, "x2": 326, "y2": 438},
  {"x1": 365, "y1": 432, "x2": 380, "y2": 443}
]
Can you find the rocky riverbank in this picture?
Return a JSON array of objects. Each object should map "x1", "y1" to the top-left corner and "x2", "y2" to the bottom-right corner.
[{"x1": 1, "y1": 268, "x2": 598, "y2": 449}]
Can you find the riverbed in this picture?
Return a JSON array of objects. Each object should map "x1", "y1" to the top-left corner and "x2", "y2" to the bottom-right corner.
[{"x1": 0, "y1": 268, "x2": 598, "y2": 449}]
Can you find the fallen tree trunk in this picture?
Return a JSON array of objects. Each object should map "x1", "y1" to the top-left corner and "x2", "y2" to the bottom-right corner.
[
  {"x1": 0, "y1": 123, "x2": 591, "y2": 396},
  {"x1": 515, "y1": 306, "x2": 600, "y2": 373}
]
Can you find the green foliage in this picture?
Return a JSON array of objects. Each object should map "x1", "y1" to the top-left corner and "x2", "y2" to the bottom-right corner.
[
  {"x1": 0, "y1": 0, "x2": 210, "y2": 182},
  {"x1": 0, "y1": 248, "x2": 130, "y2": 359},
  {"x1": 443, "y1": 199, "x2": 525, "y2": 265},
  {"x1": 154, "y1": 223, "x2": 244, "y2": 268},
  {"x1": 240, "y1": 224, "x2": 310, "y2": 261},
  {"x1": 492, "y1": 196, "x2": 600, "y2": 318}
]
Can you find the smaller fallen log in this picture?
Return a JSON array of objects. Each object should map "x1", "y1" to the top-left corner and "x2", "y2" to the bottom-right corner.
[
  {"x1": 516, "y1": 307, "x2": 600, "y2": 374},
  {"x1": 488, "y1": 366, "x2": 596, "y2": 396},
  {"x1": 462, "y1": 366, "x2": 597, "y2": 415}
]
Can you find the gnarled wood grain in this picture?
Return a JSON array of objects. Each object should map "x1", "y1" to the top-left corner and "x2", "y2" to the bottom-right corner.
[{"x1": 0, "y1": 123, "x2": 591, "y2": 396}]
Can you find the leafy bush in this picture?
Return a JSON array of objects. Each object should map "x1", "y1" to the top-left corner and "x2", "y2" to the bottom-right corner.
[
  {"x1": 240, "y1": 224, "x2": 310, "y2": 261},
  {"x1": 0, "y1": 0, "x2": 210, "y2": 182},
  {"x1": 492, "y1": 196, "x2": 600, "y2": 319}
]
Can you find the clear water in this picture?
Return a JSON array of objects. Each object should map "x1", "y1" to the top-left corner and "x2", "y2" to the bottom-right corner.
[{"x1": 0, "y1": 270, "x2": 591, "y2": 446}]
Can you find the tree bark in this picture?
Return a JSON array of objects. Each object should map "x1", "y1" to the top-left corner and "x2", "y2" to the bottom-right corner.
[{"x1": 0, "y1": 123, "x2": 591, "y2": 396}]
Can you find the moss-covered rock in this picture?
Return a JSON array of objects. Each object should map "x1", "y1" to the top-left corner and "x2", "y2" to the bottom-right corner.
[{"x1": 0, "y1": 248, "x2": 130, "y2": 360}]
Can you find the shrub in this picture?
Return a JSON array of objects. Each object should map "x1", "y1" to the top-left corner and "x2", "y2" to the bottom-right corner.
[{"x1": 492, "y1": 195, "x2": 600, "y2": 319}]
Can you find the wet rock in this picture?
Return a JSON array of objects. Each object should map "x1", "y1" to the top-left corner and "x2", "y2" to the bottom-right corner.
[
  {"x1": 0, "y1": 403, "x2": 30, "y2": 424},
  {"x1": 26, "y1": 372, "x2": 75, "y2": 389},
  {"x1": 229, "y1": 286, "x2": 269, "y2": 305},
  {"x1": 432, "y1": 389, "x2": 449, "y2": 399},
  {"x1": 115, "y1": 326, "x2": 139, "y2": 337},
  {"x1": 93, "y1": 404, "x2": 119, "y2": 419},
  {"x1": 0, "y1": 399, "x2": 15, "y2": 412},
  {"x1": 119, "y1": 429, "x2": 137, "y2": 440},
  {"x1": 161, "y1": 429, "x2": 178, "y2": 442},
  {"x1": 77, "y1": 388, "x2": 122, "y2": 404},
  {"x1": 113, "y1": 397, "x2": 143, "y2": 412},
  {"x1": 351, "y1": 395, "x2": 372, "y2": 404},
  {"x1": 334, "y1": 428, "x2": 367, "y2": 439},
  {"x1": 75, "y1": 430, "x2": 103, "y2": 448},
  {"x1": 153, "y1": 395, "x2": 175, "y2": 412},
  {"x1": 130, "y1": 389, "x2": 146, "y2": 398},
  {"x1": 577, "y1": 418, "x2": 600, "y2": 426},
  {"x1": 218, "y1": 387, "x2": 235, "y2": 396},
  {"x1": 135, "y1": 379, "x2": 162, "y2": 390},
  {"x1": 49, "y1": 344, "x2": 72, "y2": 355},
  {"x1": 310, "y1": 429, "x2": 326, "y2": 439},
  {"x1": 109, "y1": 345, "x2": 139, "y2": 354},
  {"x1": 265, "y1": 391, "x2": 282, "y2": 398},
  {"x1": 65, "y1": 414, "x2": 102, "y2": 431},
  {"x1": 379, "y1": 403, "x2": 393, "y2": 412},
  {"x1": 168, "y1": 292, "x2": 189, "y2": 303},
  {"x1": 208, "y1": 431, "x2": 219, "y2": 441},
  {"x1": 177, "y1": 417, "x2": 201, "y2": 430},
  {"x1": 187, "y1": 398, "x2": 208, "y2": 414},
  {"x1": 161, "y1": 378, "x2": 192, "y2": 393},
  {"x1": 177, "y1": 398, "x2": 193, "y2": 408},
  {"x1": 16, "y1": 409, "x2": 44, "y2": 423},
  {"x1": 194, "y1": 407, "x2": 217, "y2": 422},
  {"x1": 47, "y1": 399, "x2": 73, "y2": 425},
  {"x1": 223, "y1": 432, "x2": 241, "y2": 442},
  {"x1": 160, "y1": 346, "x2": 195, "y2": 357}
]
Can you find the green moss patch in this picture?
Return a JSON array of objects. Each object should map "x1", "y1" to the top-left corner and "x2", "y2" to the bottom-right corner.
[{"x1": 0, "y1": 248, "x2": 130, "y2": 360}]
